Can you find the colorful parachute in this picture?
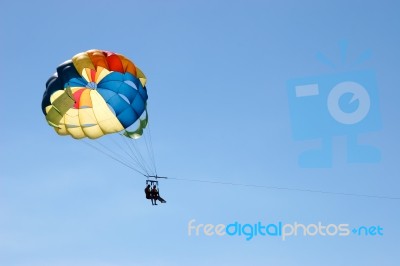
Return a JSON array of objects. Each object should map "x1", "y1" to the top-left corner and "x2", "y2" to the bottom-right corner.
[
  {"x1": 42, "y1": 49, "x2": 148, "y2": 140},
  {"x1": 42, "y1": 49, "x2": 156, "y2": 176}
]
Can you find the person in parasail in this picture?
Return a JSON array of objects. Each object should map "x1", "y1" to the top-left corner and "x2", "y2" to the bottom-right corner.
[
  {"x1": 151, "y1": 185, "x2": 166, "y2": 205},
  {"x1": 144, "y1": 184, "x2": 155, "y2": 205}
]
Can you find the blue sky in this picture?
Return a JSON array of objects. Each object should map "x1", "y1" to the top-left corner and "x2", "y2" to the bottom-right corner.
[{"x1": 1, "y1": 0, "x2": 400, "y2": 265}]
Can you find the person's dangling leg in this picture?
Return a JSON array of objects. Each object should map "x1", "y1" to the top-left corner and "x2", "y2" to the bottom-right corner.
[{"x1": 158, "y1": 196, "x2": 166, "y2": 203}]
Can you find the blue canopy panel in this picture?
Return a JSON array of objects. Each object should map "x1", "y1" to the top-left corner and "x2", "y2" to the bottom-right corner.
[{"x1": 97, "y1": 72, "x2": 148, "y2": 128}]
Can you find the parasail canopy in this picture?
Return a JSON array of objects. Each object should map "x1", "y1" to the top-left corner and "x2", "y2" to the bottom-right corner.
[
  {"x1": 42, "y1": 49, "x2": 149, "y2": 140},
  {"x1": 42, "y1": 49, "x2": 157, "y2": 177}
]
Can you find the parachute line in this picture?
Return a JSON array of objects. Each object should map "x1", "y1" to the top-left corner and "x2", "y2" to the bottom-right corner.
[
  {"x1": 167, "y1": 177, "x2": 400, "y2": 201},
  {"x1": 81, "y1": 139, "x2": 147, "y2": 176},
  {"x1": 119, "y1": 134, "x2": 152, "y2": 176},
  {"x1": 143, "y1": 121, "x2": 157, "y2": 176},
  {"x1": 110, "y1": 136, "x2": 149, "y2": 176}
]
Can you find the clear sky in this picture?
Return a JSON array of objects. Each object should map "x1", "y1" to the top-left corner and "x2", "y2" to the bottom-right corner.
[{"x1": 1, "y1": 0, "x2": 399, "y2": 265}]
